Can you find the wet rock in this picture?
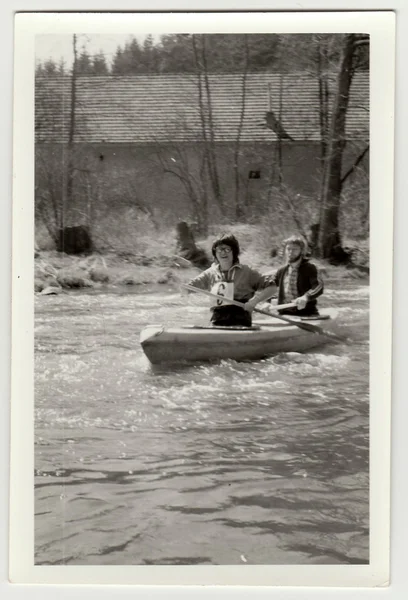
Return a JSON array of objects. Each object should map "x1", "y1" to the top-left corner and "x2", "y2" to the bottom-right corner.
[
  {"x1": 40, "y1": 285, "x2": 61, "y2": 296},
  {"x1": 157, "y1": 270, "x2": 176, "y2": 284},
  {"x1": 35, "y1": 278, "x2": 45, "y2": 292}
]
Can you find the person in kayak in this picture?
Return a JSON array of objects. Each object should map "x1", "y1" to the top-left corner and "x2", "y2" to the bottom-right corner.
[
  {"x1": 187, "y1": 233, "x2": 276, "y2": 327},
  {"x1": 267, "y1": 235, "x2": 324, "y2": 316}
]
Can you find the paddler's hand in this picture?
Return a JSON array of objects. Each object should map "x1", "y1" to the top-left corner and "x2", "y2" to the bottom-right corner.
[
  {"x1": 295, "y1": 295, "x2": 309, "y2": 310},
  {"x1": 244, "y1": 298, "x2": 258, "y2": 313}
]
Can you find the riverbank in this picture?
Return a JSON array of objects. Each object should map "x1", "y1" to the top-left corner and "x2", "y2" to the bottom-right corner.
[
  {"x1": 34, "y1": 245, "x2": 369, "y2": 295},
  {"x1": 35, "y1": 217, "x2": 369, "y2": 294},
  {"x1": 34, "y1": 250, "x2": 182, "y2": 294}
]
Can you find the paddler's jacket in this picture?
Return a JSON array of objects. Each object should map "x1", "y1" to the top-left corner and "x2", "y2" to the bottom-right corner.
[
  {"x1": 188, "y1": 262, "x2": 271, "y2": 307},
  {"x1": 269, "y1": 258, "x2": 324, "y2": 315}
]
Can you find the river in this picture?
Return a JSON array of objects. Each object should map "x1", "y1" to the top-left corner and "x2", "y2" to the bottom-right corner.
[{"x1": 34, "y1": 280, "x2": 369, "y2": 565}]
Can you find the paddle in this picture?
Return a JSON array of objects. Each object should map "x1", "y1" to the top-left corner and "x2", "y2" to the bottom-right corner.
[
  {"x1": 172, "y1": 255, "x2": 193, "y2": 269},
  {"x1": 183, "y1": 283, "x2": 295, "y2": 313},
  {"x1": 183, "y1": 284, "x2": 348, "y2": 343}
]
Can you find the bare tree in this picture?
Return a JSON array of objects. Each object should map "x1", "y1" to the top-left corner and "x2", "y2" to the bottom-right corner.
[
  {"x1": 35, "y1": 151, "x2": 63, "y2": 246},
  {"x1": 154, "y1": 132, "x2": 210, "y2": 233},
  {"x1": 317, "y1": 34, "x2": 369, "y2": 260},
  {"x1": 65, "y1": 34, "x2": 78, "y2": 223},
  {"x1": 192, "y1": 35, "x2": 225, "y2": 215},
  {"x1": 316, "y1": 35, "x2": 331, "y2": 167},
  {"x1": 234, "y1": 36, "x2": 249, "y2": 219}
]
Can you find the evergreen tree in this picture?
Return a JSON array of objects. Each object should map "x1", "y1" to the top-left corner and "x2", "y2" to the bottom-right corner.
[
  {"x1": 77, "y1": 49, "x2": 92, "y2": 74},
  {"x1": 126, "y1": 38, "x2": 144, "y2": 73},
  {"x1": 35, "y1": 61, "x2": 44, "y2": 77},
  {"x1": 142, "y1": 34, "x2": 159, "y2": 72},
  {"x1": 247, "y1": 34, "x2": 281, "y2": 71},
  {"x1": 158, "y1": 34, "x2": 195, "y2": 73},
  {"x1": 57, "y1": 58, "x2": 66, "y2": 75},
  {"x1": 112, "y1": 47, "x2": 128, "y2": 74},
  {"x1": 43, "y1": 58, "x2": 58, "y2": 75},
  {"x1": 92, "y1": 51, "x2": 109, "y2": 75}
]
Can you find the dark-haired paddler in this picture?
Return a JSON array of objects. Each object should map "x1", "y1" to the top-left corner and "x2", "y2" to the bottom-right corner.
[{"x1": 187, "y1": 233, "x2": 275, "y2": 327}]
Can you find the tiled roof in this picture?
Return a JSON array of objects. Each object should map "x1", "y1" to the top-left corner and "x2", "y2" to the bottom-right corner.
[{"x1": 35, "y1": 72, "x2": 369, "y2": 144}]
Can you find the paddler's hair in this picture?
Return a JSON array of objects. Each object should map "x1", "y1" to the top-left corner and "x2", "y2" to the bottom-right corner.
[
  {"x1": 283, "y1": 235, "x2": 307, "y2": 255},
  {"x1": 212, "y1": 233, "x2": 240, "y2": 263}
]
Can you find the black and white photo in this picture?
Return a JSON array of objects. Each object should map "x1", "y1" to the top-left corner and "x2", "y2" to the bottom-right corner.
[{"x1": 10, "y1": 11, "x2": 394, "y2": 587}]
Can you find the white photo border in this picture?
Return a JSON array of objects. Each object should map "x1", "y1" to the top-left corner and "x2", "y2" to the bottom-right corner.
[{"x1": 10, "y1": 9, "x2": 395, "y2": 588}]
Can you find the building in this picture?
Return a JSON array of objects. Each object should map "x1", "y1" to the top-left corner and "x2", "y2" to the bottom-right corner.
[{"x1": 35, "y1": 72, "x2": 369, "y2": 227}]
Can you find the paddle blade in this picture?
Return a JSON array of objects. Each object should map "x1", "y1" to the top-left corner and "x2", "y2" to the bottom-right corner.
[
  {"x1": 258, "y1": 306, "x2": 350, "y2": 344},
  {"x1": 173, "y1": 256, "x2": 192, "y2": 269}
]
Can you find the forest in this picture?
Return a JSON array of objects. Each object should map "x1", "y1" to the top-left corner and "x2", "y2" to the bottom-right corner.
[{"x1": 36, "y1": 33, "x2": 369, "y2": 77}]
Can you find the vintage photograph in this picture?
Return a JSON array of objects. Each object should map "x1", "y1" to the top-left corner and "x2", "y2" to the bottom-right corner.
[{"x1": 10, "y1": 11, "x2": 394, "y2": 586}]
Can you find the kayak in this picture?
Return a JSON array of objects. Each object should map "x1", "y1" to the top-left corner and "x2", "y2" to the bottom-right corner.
[{"x1": 140, "y1": 309, "x2": 340, "y2": 365}]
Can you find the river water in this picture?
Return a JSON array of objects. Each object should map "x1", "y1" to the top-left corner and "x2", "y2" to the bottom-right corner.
[{"x1": 34, "y1": 281, "x2": 369, "y2": 565}]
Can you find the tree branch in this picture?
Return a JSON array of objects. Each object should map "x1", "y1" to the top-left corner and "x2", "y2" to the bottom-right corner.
[
  {"x1": 282, "y1": 193, "x2": 309, "y2": 240},
  {"x1": 353, "y1": 39, "x2": 370, "y2": 47},
  {"x1": 341, "y1": 144, "x2": 369, "y2": 185}
]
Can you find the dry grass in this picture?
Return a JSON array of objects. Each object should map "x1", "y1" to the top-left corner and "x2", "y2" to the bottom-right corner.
[{"x1": 34, "y1": 214, "x2": 369, "y2": 292}]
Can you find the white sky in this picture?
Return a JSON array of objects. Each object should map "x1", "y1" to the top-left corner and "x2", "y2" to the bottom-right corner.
[{"x1": 35, "y1": 34, "x2": 155, "y2": 66}]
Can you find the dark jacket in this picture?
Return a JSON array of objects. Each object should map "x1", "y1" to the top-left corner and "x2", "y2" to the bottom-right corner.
[{"x1": 270, "y1": 258, "x2": 324, "y2": 315}]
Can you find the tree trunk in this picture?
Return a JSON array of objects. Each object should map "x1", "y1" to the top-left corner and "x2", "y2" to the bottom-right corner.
[
  {"x1": 192, "y1": 35, "x2": 224, "y2": 215},
  {"x1": 277, "y1": 74, "x2": 284, "y2": 189},
  {"x1": 66, "y1": 34, "x2": 77, "y2": 217},
  {"x1": 234, "y1": 36, "x2": 249, "y2": 219},
  {"x1": 316, "y1": 35, "x2": 330, "y2": 167},
  {"x1": 175, "y1": 221, "x2": 210, "y2": 269},
  {"x1": 317, "y1": 34, "x2": 356, "y2": 262}
]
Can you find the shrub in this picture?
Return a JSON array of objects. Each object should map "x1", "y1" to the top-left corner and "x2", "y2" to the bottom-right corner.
[
  {"x1": 89, "y1": 267, "x2": 109, "y2": 283},
  {"x1": 57, "y1": 268, "x2": 94, "y2": 289}
]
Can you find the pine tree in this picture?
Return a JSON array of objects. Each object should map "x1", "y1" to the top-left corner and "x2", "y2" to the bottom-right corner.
[
  {"x1": 142, "y1": 34, "x2": 157, "y2": 72},
  {"x1": 43, "y1": 58, "x2": 58, "y2": 75},
  {"x1": 92, "y1": 51, "x2": 109, "y2": 75},
  {"x1": 35, "y1": 61, "x2": 44, "y2": 77},
  {"x1": 158, "y1": 34, "x2": 195, "y2": 73},
  {"x1": 57, "y1": 58, "x2": 66, "y2": 75},
  {"x1": 127, "y1": 38, "x2": 144, "y2": 73},
  {"x1": 77, "y1": 49, "x2": 92, "y2": 74},
  {"x1": 112, "y1": 47, "x2": 127, "y2": 74}
]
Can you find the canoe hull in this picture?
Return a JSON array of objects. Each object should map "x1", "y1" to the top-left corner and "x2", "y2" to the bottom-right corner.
[{"x1": 140, "y1": 311, "x2": 339, "y2": 364}]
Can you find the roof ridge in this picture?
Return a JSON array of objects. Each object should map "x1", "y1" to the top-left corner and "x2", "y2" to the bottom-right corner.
[{"x1": 36, "y1": 70, "x2": 369, "y2": 79}]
